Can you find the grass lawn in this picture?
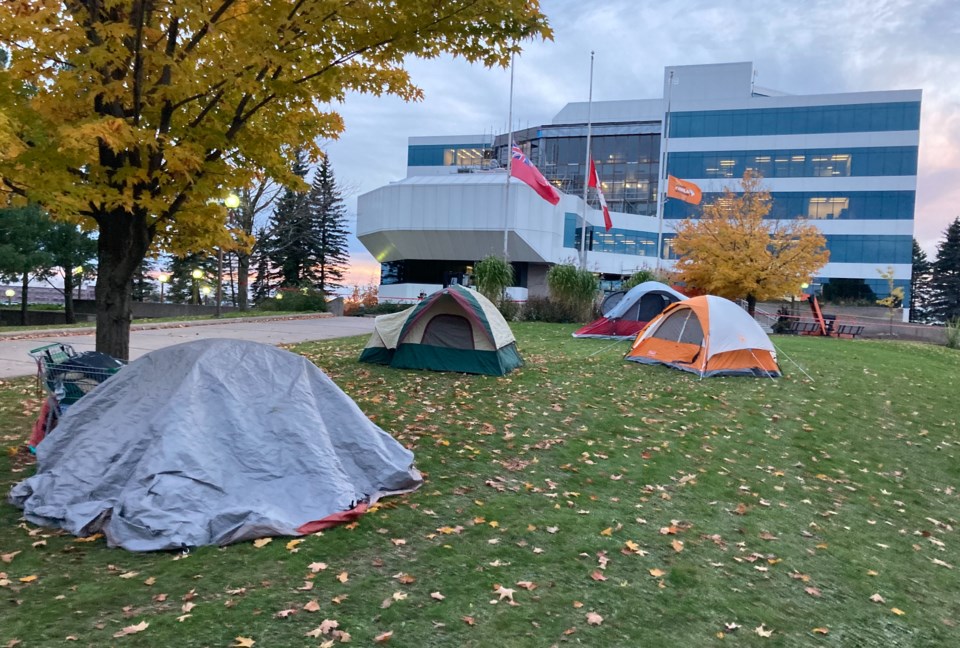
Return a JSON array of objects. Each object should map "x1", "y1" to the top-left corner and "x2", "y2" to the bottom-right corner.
[{"x1": 1, "y1": 323, "x2": 958, "y2": 647}]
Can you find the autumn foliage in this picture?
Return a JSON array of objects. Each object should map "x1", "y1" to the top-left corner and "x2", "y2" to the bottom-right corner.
[
  {"x1": 0, "y1": 1, "x2": 551, "y2": 358},
  {"x1": 671, "y1": 172, "x2": 829, "y2": 314}
]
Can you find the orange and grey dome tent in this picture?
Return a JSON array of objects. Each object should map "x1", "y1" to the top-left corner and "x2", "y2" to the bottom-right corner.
[{"x1": 624, "y1": 295, "x2": 780, "y2": 377}]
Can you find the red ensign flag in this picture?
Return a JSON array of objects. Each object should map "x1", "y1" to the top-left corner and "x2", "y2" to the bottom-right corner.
[{"x1": 511, "y1": 145, "x2": 561, "y2": 205}]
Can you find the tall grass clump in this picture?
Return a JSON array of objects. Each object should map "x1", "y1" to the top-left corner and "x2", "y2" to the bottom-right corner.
[
  {"x1": 547, "y1": 263, "x2": 598, "y2": 321},
  {"x1": 473, "y1": 255, "x2": 514, "y2": 304},
  {"x1": 946, "y1": 318, "x2": 960, "y2": 349}
]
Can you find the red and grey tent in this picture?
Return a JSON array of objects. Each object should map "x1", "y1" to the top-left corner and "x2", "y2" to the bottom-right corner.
[{"x1": 574, "y1": 281, "x2": 687, "y2": 339}]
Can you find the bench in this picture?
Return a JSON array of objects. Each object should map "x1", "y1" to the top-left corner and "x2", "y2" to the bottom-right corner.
[
  {"x1": 784, "y1": 320, "x2": 823, "y2": 335},
  {"x1": 834, "y1": 324, "x2": 865, "y2": 338}
]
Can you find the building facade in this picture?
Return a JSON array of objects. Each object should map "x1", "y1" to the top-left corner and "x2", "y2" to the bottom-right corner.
[{"x1": 357, "y1": 62, "x2": 921, "y2": 307}]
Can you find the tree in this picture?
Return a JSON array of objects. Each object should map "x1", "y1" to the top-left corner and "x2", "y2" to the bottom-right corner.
[
  {"x1": 876, "y1": 266, "x2": 904, "y2": 335},
  {"x1": 0, "y1": 205, "x2": 53, "y2": 324},
  {"x1": 930, "y1": 217, "x2": 960, "y2": 322},
  {"x1": 39, "y1": 220, "x2": 98, "y2": 323},
  {"x1": 671, "y1": 171, "x2": 829, "y2": 316},
  {"x1": 132, "y1": 257, "x2": 159, "y2": 303},
  {"x1": 249, "y1": 227, "x2": 273, "y2": 305},
  {"x1": 910, "y1": 238, "x2": 934, "y2": 323},
  {"x1": 306, "y1": 156, "x2": 350, "y2": 294},
  {"x1": 230, "y1": 181, "x2": 279, "y2": 310},
  {"x1": 262, "y1": 151, "x2": 314, "y2": 288},
  {"x1": 0, "y1": 2, "x2": 550, "y2": 359}
]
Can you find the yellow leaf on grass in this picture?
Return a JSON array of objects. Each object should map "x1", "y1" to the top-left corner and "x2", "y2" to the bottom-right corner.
[
  {"x1": 336, "y1": 571, "x2": 349, "y2": 583},
  {"x1": 600, "y1": 527, "x2": 613, "y2": 536},
  {"x1": 813, "y1": 627, "x2": 829, "y2": 635},
  {"x1": 232, "y1": 638, "x2": 255, "y2": 648},
  {"x1": 74, "y1": 534, "x2": 103, "y2": 543},
  {"x1": 286, "y1": 539, "x2": 304, "y2": 552},
  {"x1": 671, "y1": 539, "x2": 684, "y2": 553},
  {"x1": 891, "y1": 608, "x2": 906, "y2": 616},
  {"x1": 18, "y1": 575, "x2": 38, "y2": 583},
  {"x1": 648, "y1": 568, "x2": 665, "y2": 578},
  {"x1": 253, "y1": 538, "x2": 272, "y2": 549}
]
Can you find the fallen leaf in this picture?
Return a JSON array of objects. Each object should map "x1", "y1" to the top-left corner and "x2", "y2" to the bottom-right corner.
[
  {"x1": 303, "y1": 600, "x2": 321, "y2": 612},
  {"x1": 870, "y1": 593, "x2": 886, "y2": 603},
  {"x1": 331, "y1": 594, "x2": 348, "y2": 604},
  {"x1": 176, "y1": 614, "x2": 191, "y2": 623},
  {"x1": 671, "y1": 539, "x2": 684, "y2": 553},
  {"x1": 181, "y1": 602, "x2": 196, "y2": 613},
  {"x1": 1, "y1": 551, "x2": 21, "y2": 563},
  {"x1": 275, "y1": 608, "x2": 297, "y2": 618},
  {"x1": 813, "y1": 627, "x2": 829, "y2": 635},
  {"x1": 546, "y1": 526, "x2": 559, "y2": 534},
  {"x1": 374, "y1": 630, "x2": 393, "y2": 642},
  {"x1": 891, "y1": 608, "x2": 906, "y2": 616},
  {"x1": 590, "y1": 570, "x2": 607, "y2": 581},
  {"x1": 755, "y1": 624, "x2": 773, "y2": 638},
  {"x1": 143, "y1": 577, "x2": 156, "y2": 586},
  {"x1": 18, "y1": 575, "x2": 38, "y2": 583},
  {"x1": 648, "y1": 568, "x2": 665, "y2": 578},
  {"x1": 393, "y1": 572, "x2": 416, "y2": 584},
  {"x1": 298, "y1": 580, "x2": 314, "y2": 591},
  {"x1": 286, "y1": 539, "x2": 304, "y2": 552},
  {"x1": 430, "y1": 591, "x2": 445, "y2": 601},
  {"x1": 516, "y1": 581, "x2": 537, "y2": 591},
  {"x1": 600, "y1": 527, "x2": 613, "y2": 536},
  {"x1": 336, "y1": 571, "x2": 349, "y2": 583},
  {"x1": 805, "y1": 587, "x2": 822, "y2": 598},
  {"x1": 74, "y1": 534, "x2": 103, "y2": 543},
  {"x1": 118, "y1": 571, "x2": 139, "y2": 579},
  {"x1": 232, "y1": 638, "x2": 255, "y2": 648},
  {"x1": 462, "y1": 616, "x2": 476, "y2": 626},
  {"x1": 586, "y1": 612, "x2": 604, "y2": 626},
  {"x1": 391, "y1": 538, "x2": 406, "y2": 546},
  {"x1": 113, "y1": 621, "x2": 149, "y2": 638},
  {"x1": 493, "y1": 584, "x2": 515, "y2": 602},
  {"x1": 309, "y1": 562, "x2": 328, "y2": 572},
  {"x1": 253, "y1": 538, "x2": 272, "y2": 548}
]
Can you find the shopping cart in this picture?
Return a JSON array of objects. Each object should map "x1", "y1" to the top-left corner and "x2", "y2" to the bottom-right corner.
[{"x1": 28, "y1": 343, "x2": 124, "y2": 449}]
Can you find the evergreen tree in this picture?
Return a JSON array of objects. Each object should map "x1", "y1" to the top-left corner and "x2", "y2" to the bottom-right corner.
[
  {"x1": 132, "y1": 257, "x2": 160, "y2": 303},
  {"x1": 0, "y1": 205, "x2": 54, "y2": 324},
  {"x1": 305, "y1": 155, "x2": 350, "y2": 293},
  {"x1": 165, "y1": 254, "x2": 216, "y2": 304},
  {"x1": 930, "y1": 217, "x2": 960, "y2": 322},
  {"x1": 262, "y1": 150, "x2": 315, "y2": 287},
  {"x1": 910, "y1": 238, "x2": 934, "y2": 323},
  {"x1": 250, "y1": 227, "x2": 273, "y2": 304}
]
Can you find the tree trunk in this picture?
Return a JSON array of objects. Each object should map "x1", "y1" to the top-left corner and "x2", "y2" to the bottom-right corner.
[
  {"x1": 237, "y1": 252, "x2": 250, "y2": 310},
  {"x1": 746, "y1": 294, "x2": 757, "y2": 317},
  {"x1": 63, "y1": 272, "x2": 76, "y2": 324},
  {"x1": 20, "y1": 273, "x2": 29, "y2": 326},
  {"x1": 95, "y1": 211, "x2": 152, "y2": 360}
]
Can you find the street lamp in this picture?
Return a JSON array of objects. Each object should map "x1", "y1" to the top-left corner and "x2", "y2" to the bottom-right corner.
[
  {"x1": 72, "y1": 265, "x2": 84, "y2": 300},
  {"x1": 4, "y1": 289, "x2": 13, "y2": 305},
  {"x1": 201, "y1": 285, "x2": 212, "y2": 306},
  {"x1": 191, "y1": 268, "x2": 203, "y2": 305},
  {"x1": 158, "y1": 273, "x2": 169, "y2": 303},
  {"x1": 216, "y1": 192, "x2": 240, "y2": 318}
]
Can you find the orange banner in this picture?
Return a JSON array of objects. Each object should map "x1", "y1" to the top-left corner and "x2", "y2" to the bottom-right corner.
[{"x1": 667, "y1": 175, "x2": 702, "y2": 205}]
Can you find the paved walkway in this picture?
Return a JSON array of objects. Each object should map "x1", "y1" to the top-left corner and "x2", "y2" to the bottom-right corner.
[{"x1": 0, "y1": 315, "x2": 375, "y2": 378}]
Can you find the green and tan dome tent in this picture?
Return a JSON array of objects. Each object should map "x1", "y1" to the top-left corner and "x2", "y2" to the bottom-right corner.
[{"x1": 359, "y1": 285, "x2": 522, "y2": 376}]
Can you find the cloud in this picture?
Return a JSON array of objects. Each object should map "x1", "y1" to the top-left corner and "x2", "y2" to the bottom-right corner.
[{"x1": 323, "y1": 0, "x2": 958, "y2": 274}]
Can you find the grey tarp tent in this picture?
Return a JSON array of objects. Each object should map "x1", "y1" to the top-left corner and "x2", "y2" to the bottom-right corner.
[{"x1": 9, "y1": 339, "x2": 422, "y2": 551}]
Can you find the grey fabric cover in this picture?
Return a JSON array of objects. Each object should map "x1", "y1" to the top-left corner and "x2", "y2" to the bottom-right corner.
[{"x1": 9, "y1": 339, "x2": 422, "y2": 551}]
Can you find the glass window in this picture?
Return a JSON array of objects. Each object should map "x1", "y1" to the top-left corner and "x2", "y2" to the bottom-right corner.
[{"x1": 667, "y1": 147, "x2": 917, "y2": 179}]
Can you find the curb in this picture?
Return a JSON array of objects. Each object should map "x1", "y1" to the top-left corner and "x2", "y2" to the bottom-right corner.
[{"x1": 0, "y1": 313, "x2": 334, "y2": 342}]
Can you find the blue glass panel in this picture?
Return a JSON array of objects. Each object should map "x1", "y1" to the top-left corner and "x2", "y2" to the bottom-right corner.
[
  {"x1": 666, "y1": 147, "x2": 917, "y2": 179},
  {"x1": 669, "y1": 102, "x2": 921, "y2": 138},
  {"x1": 663, "y1": 191, "x2": 916, "y2": 220}
]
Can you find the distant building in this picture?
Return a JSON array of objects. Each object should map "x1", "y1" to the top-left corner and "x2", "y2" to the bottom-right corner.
[
  {"x1": 0, "y1": 284, "x2": 95, "y2": 305},
  {"x1": 357, "y1": 62, "x2": 920, "y2": 308}
]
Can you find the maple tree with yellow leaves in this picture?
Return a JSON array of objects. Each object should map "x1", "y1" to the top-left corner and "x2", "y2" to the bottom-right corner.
[
  {"x1": 671, "y1": 171, "x2": 829, "y2": 315},
  {"x1": 0, "y1": 0, "x2": 551, "y2": 358}
]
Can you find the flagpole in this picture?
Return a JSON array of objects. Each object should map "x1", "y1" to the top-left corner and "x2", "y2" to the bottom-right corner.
[
  {"x1": 656, "y1": 70, "x2": 674, "y2": 274},
  {"x1": 578, "y1": 51, "x2": 595, "y2": 270},
  {"x1": 502, "y1": 51, "x2": 515, "y2": 260}
]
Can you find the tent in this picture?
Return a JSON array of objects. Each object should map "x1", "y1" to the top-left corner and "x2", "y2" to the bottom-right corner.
[
  {"x1": 9, "y1": 339, "x2": 422, "y2": 551},
  {"x1": 359, "y1": 285, "x2": 522, "y2": 376},
  {"x1": 574, "y1": 281, "x2": 688, "y2": 339},
  {"x1": 624, "y1": 295, "x2": 781, "y2": 377}
]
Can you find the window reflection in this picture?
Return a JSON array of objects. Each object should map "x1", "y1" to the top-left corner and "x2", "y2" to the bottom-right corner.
[{"x1": 668, "y1": 147, "x2": 916, "y2": 179}]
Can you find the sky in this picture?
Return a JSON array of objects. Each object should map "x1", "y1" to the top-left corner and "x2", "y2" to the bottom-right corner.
[{"x1": 322, "y1": 0, "x2": 960, "y2": 287}]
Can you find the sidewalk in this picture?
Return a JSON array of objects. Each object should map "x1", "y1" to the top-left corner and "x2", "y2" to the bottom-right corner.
[{"x1": 0, "y1": 314, "x2": 375, "y2": 379}]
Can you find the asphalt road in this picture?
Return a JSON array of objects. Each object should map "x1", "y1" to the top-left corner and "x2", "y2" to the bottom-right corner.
[{"x1": 0, "y1": 315, "x2": 375, "y2": 379}]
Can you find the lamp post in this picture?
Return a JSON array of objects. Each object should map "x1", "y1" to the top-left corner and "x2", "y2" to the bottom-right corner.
[
  {"x1": 218, "y1": 193, "x2": 240, "y2": 318},
  {"x1": 4, "y1": 289, "x2": 13, "y2": 305},
  {"x1": 201, "y1": 285, "x2": 212, "y2": 306},
  {"x1": 191, "y1": 269, "x2": 203, "y2": 305},
  {"x1": 158, "y1": 273, "x2": 169, "y2": 303}
]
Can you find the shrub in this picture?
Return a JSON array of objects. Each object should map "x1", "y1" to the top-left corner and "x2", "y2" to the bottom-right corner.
[
  {"x1": 346, "y1": 302, "x2": 409, "y2": 317},
  {"x1": 520, "y1": 296, "x2": 582, "y2": 323},
  {"x1": 473, "y1": 255, "x2": 514, "y2": 304},
  {"x1": 547, "y1": 264, "x2": 598, "y2": 321},
  {"x1": 621, "y1": 268, "x2": 657, "y2": 291},
  {"x1": 497, "y1": 299, "x2": 522, "y2": 321},
  {"x1": 946, "y1": 318, "x2": 960, "y2": 350},
  {"x1": 258, "y1": 286, "x2": 328, "y2": 312}
]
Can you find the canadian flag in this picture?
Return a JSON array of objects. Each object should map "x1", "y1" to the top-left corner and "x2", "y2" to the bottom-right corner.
[{"x1": 588, "y1": 159, "x2": 612, "y2": 231}]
